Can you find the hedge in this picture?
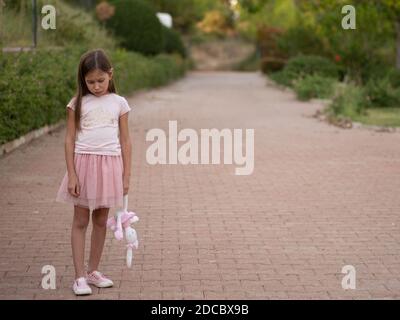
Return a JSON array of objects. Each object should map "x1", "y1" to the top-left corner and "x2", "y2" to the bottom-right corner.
[
  {"x1": 106, "y1": 0, "x2": 164, "y2": 55},
  {"x1": 0, "y1": 46, "x2": 189, "y2": 145}
]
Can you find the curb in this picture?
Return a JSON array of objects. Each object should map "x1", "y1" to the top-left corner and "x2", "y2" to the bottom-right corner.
[
  {"x1": 313, "y1": 109, "x2": 400, "y2": 133},
  {"x1": 351, "y1": 121, "x2": 400, "y2": 133},
  {"x1": 0, "y1": 119, "x2": 66, "y2": 157}
]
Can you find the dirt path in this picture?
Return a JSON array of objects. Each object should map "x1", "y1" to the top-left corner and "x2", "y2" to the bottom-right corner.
[{"x1": 1, "y1": 71, "x2": 400, "y2": 299}]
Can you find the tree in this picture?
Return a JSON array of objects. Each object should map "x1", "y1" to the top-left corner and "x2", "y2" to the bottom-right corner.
[
  {"x1": 236, "y1": 0, "x2": 299, "y2": 40},
  {"x1": 238, "y1": 0, "x2": 270, "y2": 13},
  {"x1": 297, "y1": 0, "x2": 400, "y2": 70},
  {"x1": 148, "y1": 0, "x2": 224, "y2": 33}
]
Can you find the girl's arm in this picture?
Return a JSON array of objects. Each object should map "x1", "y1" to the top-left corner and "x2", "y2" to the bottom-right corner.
[
  {"x1": 65, "y1": 108, "x2": 77, "y2": 177},
  {"x1": 119, "y1": 113, "x2": 132, "y2": 190},
  {"x1": 65, "y1": 108, "x2": 80, "y2": 197}
]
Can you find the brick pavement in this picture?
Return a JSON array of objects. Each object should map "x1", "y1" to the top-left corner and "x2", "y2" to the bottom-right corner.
[{"x1": 1, "y1": 71, "x2": 400, "y2": 300}]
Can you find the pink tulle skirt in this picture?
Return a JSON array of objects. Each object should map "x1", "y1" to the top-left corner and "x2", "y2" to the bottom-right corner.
[{"x1": 56, "y1": 153, "x2": 124, "y2": 211}]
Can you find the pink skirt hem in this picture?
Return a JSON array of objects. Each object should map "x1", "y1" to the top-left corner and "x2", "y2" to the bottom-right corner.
[{"x1": 56, "y1": 153, "x2": 124, "y2": 211}]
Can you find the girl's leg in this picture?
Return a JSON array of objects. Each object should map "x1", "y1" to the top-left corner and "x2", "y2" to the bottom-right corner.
[
  {"x1": 71, "y1": 205, "x2": 90, "y2": 279},
  {"x1": 88, "y1": 207, "x2": 110, "y2": 273}
]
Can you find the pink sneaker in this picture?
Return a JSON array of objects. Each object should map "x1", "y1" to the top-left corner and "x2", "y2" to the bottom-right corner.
[
  {"x1": 86, "y1": 270, "x2": 114, "y2": 288},
  {"x1": 72, "y1": 277, "x2": 92, "y2": 296}
]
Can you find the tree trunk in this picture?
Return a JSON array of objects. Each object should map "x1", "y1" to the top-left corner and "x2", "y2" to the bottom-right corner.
[{"x1": 397, "y1": 20, "x2": 400, "y2": 69}]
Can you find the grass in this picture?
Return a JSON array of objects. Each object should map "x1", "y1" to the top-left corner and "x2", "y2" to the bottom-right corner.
[
  {"x1": 352, "y1": 107, "x2": 400, "y2": 127},
  {"x1": 312, "y1": 82, "x2": 400, "y2": 128}
]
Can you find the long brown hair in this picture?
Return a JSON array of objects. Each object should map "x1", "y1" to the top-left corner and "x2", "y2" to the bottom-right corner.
[{"x1": 70, "y1": 49, "x2": 117, "y2": 132}]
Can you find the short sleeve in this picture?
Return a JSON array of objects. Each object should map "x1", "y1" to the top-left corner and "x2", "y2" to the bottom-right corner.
[
  {"x1": 66, "y1": 97, "x2": 76, "y2": 111},
  {"x1": 119, "y1": 97, "x2": 131, "y2": 117}
]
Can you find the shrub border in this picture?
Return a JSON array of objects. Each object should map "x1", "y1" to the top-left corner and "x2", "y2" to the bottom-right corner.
[{"x1": 266, "y1": 76, "x2": 400, "y2": 133}]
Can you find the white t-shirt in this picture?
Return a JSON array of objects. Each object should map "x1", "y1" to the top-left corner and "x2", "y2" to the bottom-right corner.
[{"x1": 67, "y1": 93, "x2": 132, "y2": 156}]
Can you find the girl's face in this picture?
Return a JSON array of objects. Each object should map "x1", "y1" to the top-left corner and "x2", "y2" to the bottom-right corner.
[{"x1": 84, "y1": 68, "x2": 113, "y2": 97}]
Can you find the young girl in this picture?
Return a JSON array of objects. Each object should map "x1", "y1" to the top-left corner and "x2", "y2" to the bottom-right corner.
[{"x1": 56, "y1": 49, "x2": 132, "y2": 296}]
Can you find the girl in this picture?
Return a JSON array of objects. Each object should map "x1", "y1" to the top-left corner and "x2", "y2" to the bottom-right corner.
[{"x1": 56, "y1": 49, "x2": 132, "y2": 296}]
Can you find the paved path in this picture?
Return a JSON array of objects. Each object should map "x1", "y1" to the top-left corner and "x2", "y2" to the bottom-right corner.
[{"x1": 1, "y1": 71, "x2": 400, "y2": 300}]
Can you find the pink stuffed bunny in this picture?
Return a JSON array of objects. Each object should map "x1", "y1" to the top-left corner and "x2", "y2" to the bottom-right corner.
[{"x1": 107, "y1": 194, "x2": 139, "y2": 267}]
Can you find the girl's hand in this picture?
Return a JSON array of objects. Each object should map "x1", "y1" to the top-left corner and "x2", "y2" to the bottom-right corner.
[
  {"x1": 123, "y1": 174, "x2": 130, "y2": 195},
  {"x1": 68, "y1": 173, "x2": 80, "y2": 197}
]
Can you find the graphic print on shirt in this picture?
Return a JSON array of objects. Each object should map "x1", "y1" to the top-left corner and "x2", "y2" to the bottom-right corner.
[{"x1": 81, "y1": 106, "x2": 117, "y2": 129}]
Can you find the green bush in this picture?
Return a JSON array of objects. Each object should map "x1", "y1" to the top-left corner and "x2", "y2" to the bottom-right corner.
[
  {"x1": 294, "y1": 75, "x2": 336, "y2": 101},
  {"x1": 284, "y1": 55, "x2": 339, "y2": 80},
  {"x1": 0, "y1": 47, "x2": 188, "y2": 145},
  {"x1": 329, "y1": 84, "x2": 367, "y2": 117},
  {"x1": 0, "y1": 47, "x2": 79, "y2": 144},
  {"x1": 106, "y1": 0, "x2": 164, "y2": 55},
  {"x1": 269, "y1": 70, "x2": 293, "y2": 87},
  {"x1": 162, "y1": 25, "x2": 187, "y2": 58},
  {"x1": 388, "y1": 68, "x2": 400, "y2": 88},
  {"x1": 260, "y1": 57, "x2": 286, "y2": 74},
  {"x1": 356, "y1": 57, "x2": 393, "y2": 85},
  {"x1": 111, "y1": 49, "x2": 187, "y2": 92},
  {"x1": 364, "y1": 78, "x2": 400, "y2": 108},
  {"x1": 269, "y1": 55, "x2": 339, "y2": 88}
]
